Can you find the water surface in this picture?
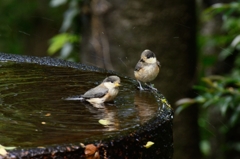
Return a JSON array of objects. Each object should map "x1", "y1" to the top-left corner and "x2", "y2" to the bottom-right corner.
[{"x1": 0, "y1": 61, "x2": 161, "y2": 148}]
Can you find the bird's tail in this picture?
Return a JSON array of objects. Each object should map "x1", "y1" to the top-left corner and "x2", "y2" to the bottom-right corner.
[{"x1": 64, "y1": 95, "x2": 85, "y2": 101}]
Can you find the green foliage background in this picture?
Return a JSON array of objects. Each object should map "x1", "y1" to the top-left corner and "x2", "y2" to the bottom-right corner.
[
  {"x1": 178, "y1": 1, "x2": 240, "y2": 158},
  {"x1": 0, "y1": 0, "x2": 80, "y2": 61}
]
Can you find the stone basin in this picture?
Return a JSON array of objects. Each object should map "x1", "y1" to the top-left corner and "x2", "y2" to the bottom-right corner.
[{"x1": 0, "y1": 53, "x2": 173, "y2": 159}]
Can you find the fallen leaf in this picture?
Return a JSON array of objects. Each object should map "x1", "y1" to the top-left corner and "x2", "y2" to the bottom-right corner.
[
  {"x1": 45, "y1": 113, "x2": 51, "y2": 116},
  {"x1": 98, "y1": 119, "x2": 111, "y2": 126},
  {"x1": 144, "y1": 141, "x2": 154, "y2": 148},
  {"x1": 85, "y1": 144, "x2": 97, "y2": 156},
  {"x1": 0, "y1": 145, "x2": 7, "y2": 156}
]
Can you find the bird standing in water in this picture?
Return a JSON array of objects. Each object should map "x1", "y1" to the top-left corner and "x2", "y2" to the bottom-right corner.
[
  {"x1": 65, "y1": 76, "x2": 121, "y2": 107},
  {"x1": 81, "y1": 76, "x2": 121, "y2": 105},
  {"x1": 134, "y1": 50, "x2": 160, "y2": 91}
]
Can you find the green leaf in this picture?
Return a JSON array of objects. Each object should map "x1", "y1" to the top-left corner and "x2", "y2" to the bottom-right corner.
[
  {"x1": 195, "y1": 96, "x2": 206, "y2": 103},
  {"x1": 202, "y1": 98, "x2": 216, "y2": 108},
  {"x1": 175, "y1": 97, "x2": 207, "y2": 114},
  {"x1": 229, "y1": 112, "x2": 239, "y2": 127},
  {"x1": 200, "y1": 140, "x2": 211, "y2": 156},
  {"x1": 175, "y1": 105, "x2": 187, "y2": 114},
  {"x1": 175, "y1": 98, "x2": 196, "y2": 106},
  {"x1": 48, "y1": 33, "x2": 79, "y2": 55},
  {"x1": 219, "y1": 96, "x2": 232, "y2": 116},
  {"x1": 231, "y1": 35, "x2": 240, "y2": 47},
  {"x1": 219, "y1": 47, "x2": 234, "y2": 61},
  {"x1": 60, "y1": 3, "x2": 79, "y2": 32}
]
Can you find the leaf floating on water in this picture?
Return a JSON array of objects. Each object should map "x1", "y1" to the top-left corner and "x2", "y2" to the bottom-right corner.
[
  {"x1": 45, "y1": 113, "x2": 51, "y2": 116},
  {"x1": 0, "y1": 145, "x2": 7, "y2": 156},
  {"x1": 144, "y1": 141, "x2": 154, "y2": 148},
  {"x1": 98, "y1": 119, "x2": 111, "y2": 126}
]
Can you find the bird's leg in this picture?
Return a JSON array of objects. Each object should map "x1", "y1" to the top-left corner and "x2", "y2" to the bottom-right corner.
[
  {"x1": 145, "y1": 83, "x2": 158, "y2": 91},
  {"x1": 137, "y1": 80, "x2": 145, "y2": 90}
]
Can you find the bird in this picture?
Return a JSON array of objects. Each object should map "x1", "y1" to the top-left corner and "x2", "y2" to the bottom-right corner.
[
  {"x1": 65, "y1": 76, "x2": 120, "y2": 107},
  {"x1": 81, "y1": 76, "x2": 121, "y2": 105},
  {"x1": 134, "y1": 49, "x2": 160, "y2": 91}
]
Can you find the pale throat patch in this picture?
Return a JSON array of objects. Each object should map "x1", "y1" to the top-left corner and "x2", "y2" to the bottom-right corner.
[
  {"x1": 145, "y1": 57, "x2": 156, "y2": 64},
  {"x1": 103, "y1": 82, "x2": 115, "y2": 89},
  {"x1": 103, "y1": 82, "x2": 119, "y2": 96}
]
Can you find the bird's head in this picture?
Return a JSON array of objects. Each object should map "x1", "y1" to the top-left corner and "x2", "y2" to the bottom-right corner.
[
  {"x1": 140, "y1": 49, "x2": 157, "y2": 64},
  {"x1": 102, "y1": 76, "x2": 121, "y2": 89}
]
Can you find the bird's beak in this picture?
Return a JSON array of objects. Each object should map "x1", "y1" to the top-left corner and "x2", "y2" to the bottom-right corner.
[{"x1": 115, "y1": 83, "x2": 121, "y2": 87}]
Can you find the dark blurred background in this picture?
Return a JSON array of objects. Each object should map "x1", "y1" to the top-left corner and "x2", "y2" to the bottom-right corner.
[{"x1": 1, "y1": 0, "x2": 240, "y2": 159}]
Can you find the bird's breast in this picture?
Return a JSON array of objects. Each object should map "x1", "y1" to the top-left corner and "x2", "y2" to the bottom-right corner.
[
  {"x1": 106, "y1": 88, "x2": 119, "y2": 102},
  {"x1": 134, "y1": 63, "x2": 159, "y2": 82}
]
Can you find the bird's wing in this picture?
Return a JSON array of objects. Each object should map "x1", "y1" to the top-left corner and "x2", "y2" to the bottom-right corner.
[
  {"x1": 135, "y1": 60, "x2": 143, "y2": 71},
  {"x1": 82, "y1": 86, "x2": 108, "y2": 99}
]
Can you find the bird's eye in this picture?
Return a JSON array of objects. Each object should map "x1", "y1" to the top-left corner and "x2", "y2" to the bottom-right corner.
[{"x1": 108, "y1": 80, "x2": 114, "y2": 83}]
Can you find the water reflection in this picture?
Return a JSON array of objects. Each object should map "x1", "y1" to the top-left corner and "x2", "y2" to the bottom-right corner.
[
  {"x1": 81, "y1": 102, "x2": 120, "y2": 131},
  {"x1": 134, "y1": 91, "x2": 159, "y2": 124}
]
